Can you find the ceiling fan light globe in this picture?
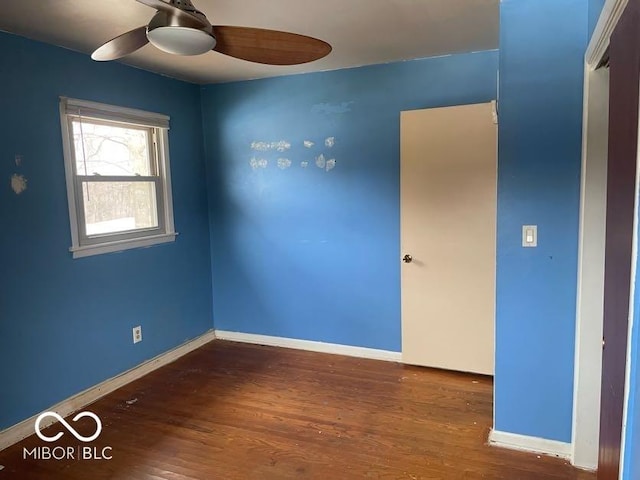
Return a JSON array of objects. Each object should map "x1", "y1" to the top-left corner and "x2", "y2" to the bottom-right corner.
[{"x1": 147, "y1": 26, "x2": 215, "y2": 56}]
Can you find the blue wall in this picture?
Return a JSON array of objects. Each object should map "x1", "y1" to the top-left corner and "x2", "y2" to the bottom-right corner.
[
  {"x1": 201, "y1": 52, "x2": 498, "y2": 351},
  {"x1": 624, "y1": 267, "x2": 640, "y2": 479},
  {"x1": 0, "y1": 32, "x2": 213, "y2": 429},
  {"x1": 496, "y1": 0, "x2": 588, "y2": 442}
]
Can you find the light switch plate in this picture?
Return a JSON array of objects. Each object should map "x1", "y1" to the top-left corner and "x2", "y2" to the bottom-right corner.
[{"x1": 522, "y1": 225, "x2": 537, "y2": 247}]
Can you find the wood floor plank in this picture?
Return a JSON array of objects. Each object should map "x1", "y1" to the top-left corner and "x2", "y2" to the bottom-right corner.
[{"x1": 0, "y1": 341, "x2": 596, "y2": 479}]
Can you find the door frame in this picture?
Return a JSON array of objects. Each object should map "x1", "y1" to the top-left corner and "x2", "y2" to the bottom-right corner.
[{"x1": 573, "y1": 0, "x2": 632, "y2": 472}]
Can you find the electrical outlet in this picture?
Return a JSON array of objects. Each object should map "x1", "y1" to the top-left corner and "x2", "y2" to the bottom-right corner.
[{"x1": 132, "y1": 326, "x2": 142, "y2": 344}]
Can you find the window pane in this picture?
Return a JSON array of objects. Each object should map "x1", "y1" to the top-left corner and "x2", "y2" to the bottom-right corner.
[
  {"x1": 72, "y1": 120, "x2": 152, "y2": 176},
  {"x1": 82, "y1": 182, "x2": 158, "y2": 236}
]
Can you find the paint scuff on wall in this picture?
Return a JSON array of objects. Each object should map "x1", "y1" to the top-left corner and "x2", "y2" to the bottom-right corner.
[
  {"x1": 272, "y1": 141, "x2": 291, "y2": 152},
  {"x1": 251, "y1": 141, "x2": 291, "y2": 152},
  {"x1": 250, "y1": 157, "x2": 268, "y2": 170},
  {"x1": 277, "y1": 158, "x2": 292, "y2": 170},
  {"x1": 250, "y1": 142, "x2": 270, "y2": 152},
  {"x1": 11, "y1": 174, "x2": 27, "y2": 194},
  {"x1": 311, "y1": 101, "x2": 354, "y2": 115},
  {"x1": 248, "y1": 137, "x2": 338, "y2": 172}
]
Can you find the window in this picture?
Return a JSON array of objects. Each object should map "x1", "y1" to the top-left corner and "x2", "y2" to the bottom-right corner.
[{"x1": 60, "y1": 97, "x2": 176, "y2": 258}]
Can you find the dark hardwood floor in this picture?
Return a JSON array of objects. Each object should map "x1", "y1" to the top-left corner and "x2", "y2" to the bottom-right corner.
[{"x1": 0, "y1": 341, "x2": 595, "y2": 479}]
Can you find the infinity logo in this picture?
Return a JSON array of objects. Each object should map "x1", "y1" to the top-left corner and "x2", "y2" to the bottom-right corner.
[{"x1": 35, "y1": 411, "x2": 102, "y2": 443}]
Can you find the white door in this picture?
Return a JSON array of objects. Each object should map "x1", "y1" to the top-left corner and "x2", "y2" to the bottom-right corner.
[{"x1": 400, "y1": 102, "x2": 497, "y2": 375}]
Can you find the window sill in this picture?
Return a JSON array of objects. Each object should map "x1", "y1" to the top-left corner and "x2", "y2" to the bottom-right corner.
[{"x1": 69, "y1": 232, "x2": 177, "y2": 259}]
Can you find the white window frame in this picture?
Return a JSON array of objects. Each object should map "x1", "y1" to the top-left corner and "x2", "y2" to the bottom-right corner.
[{"x1": 59, "y1": 97, "x2": 177, "y2": 259}]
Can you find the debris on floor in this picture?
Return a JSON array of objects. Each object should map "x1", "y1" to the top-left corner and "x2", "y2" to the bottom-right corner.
[{"x1": 125, "y1": 398, "x2": 138, "y2": 405}]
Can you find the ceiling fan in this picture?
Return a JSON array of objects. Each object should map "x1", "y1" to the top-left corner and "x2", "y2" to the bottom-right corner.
[{"x1": 91, "y1": 0, "x2": 332, "y2": 65}]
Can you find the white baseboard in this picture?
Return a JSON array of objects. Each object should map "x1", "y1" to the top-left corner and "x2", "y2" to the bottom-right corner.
[
  {"x1": 0, "y1": 329, "x2": 216, "y2": 452},
  {"x1": 215, "y1": 330, "x2": 402, "y2": 363},
  {"x1": 488, "y1": 429, "x2": 572, "y2": 460}
]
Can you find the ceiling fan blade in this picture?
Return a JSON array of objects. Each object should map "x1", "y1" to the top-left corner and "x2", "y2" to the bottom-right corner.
[
  {"x1": 212, "y1": 26, "x2": 331, "y2": 65},
  {"x1": 136, "y1": 0, "x2": 209, "y2": 28},
  {"x1": 92, "y1": 26, "x2": 149, "y2": 61}
]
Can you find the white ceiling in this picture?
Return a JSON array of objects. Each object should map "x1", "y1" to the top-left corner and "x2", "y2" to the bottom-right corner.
[{"x1": 0, "y1": 0, "x2": 499, "y2": 84}]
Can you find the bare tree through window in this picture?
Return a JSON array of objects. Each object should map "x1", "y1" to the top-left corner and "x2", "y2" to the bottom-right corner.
[{"x1": 72, "y1": 120, "x2": 158, "y2": 235}]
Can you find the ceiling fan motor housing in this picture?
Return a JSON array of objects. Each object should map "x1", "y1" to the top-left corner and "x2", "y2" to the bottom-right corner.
[
  {"x1": 147, "y1": 4, "x2": 216, "y2": 56},
  {"x1": 170, "y1": 0, "x2": 208, "y2": 21},
  {"x1": 148, "y1": 0, "x2": 211, "y2": 31}
]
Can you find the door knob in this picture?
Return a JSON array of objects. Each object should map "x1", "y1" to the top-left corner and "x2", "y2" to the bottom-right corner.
[{"x1": 403, "y1": 254, "x2": 413, "y2": 263}]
